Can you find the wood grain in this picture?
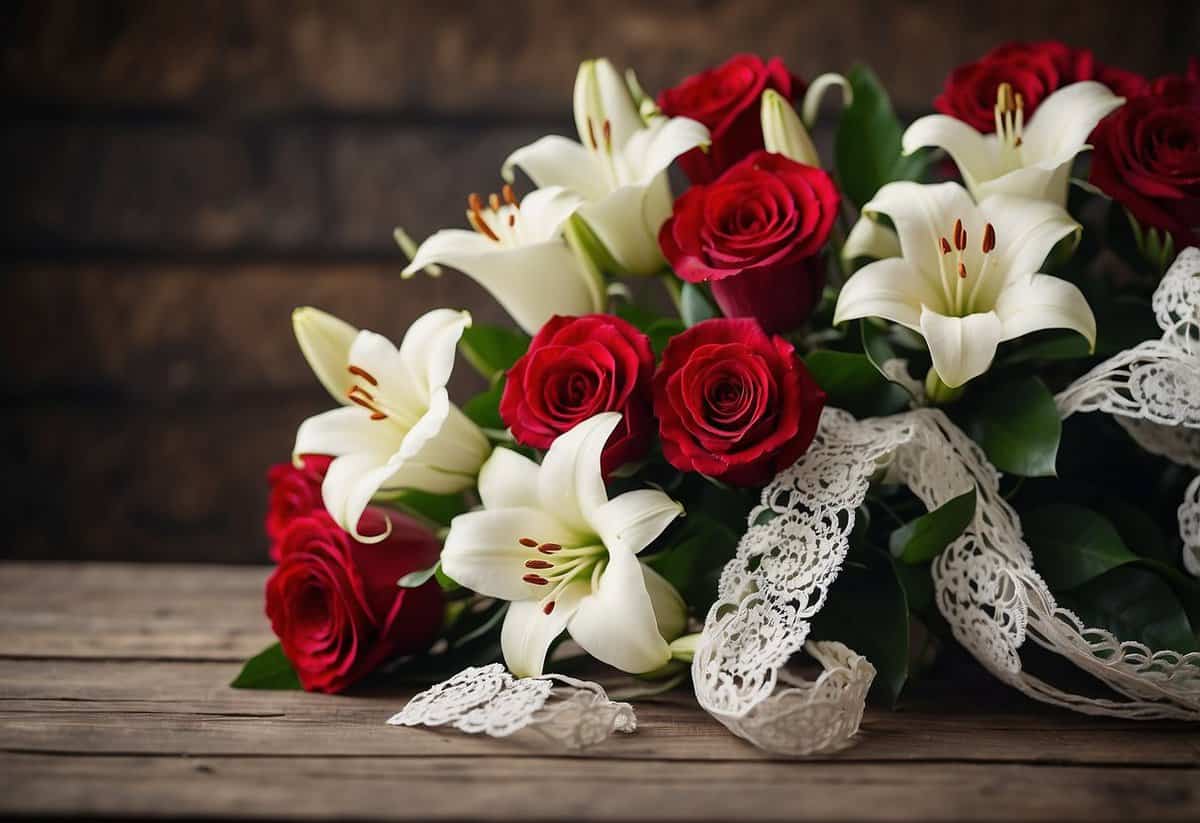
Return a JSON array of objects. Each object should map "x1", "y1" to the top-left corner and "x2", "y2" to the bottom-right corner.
[
  {"x1": 0, "y1": 563, "x2": 1196, "y2": 821},
  {"x1": 3, "y1": 0, "x2": 1193, "y2": 116}
]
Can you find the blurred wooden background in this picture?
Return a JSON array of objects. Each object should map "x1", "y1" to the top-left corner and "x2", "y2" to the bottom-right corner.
[{"x1": 3, "y1": 0, "x2": 1197, "y2": 563}]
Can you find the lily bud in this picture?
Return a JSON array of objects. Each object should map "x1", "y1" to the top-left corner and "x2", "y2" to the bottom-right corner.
[
  {"x1": 668, "y1": 633, "x2": 703, "y2": 663},
  {"x1": 761, "y1": 89, "x2": 820, "y2": 167}
]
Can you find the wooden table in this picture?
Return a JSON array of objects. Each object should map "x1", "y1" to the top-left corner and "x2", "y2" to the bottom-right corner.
[{"x1": 1, "y1": 563, "x2": 1197, "y2": 821}]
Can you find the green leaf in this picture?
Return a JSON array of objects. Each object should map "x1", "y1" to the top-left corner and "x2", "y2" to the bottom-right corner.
[
  {"x1": 861, "y1": 321, "x2": 919, "y2": 400},
  {"x1": 459, "y1": 325, "x2": 530, "y2": 382},
  {"x1": 1058, "y1": 566, "x2": 1197, "y2": 653},
  {"x1": 810, "y1": 547, "x2": 910, "y2": 705},
  {"x1": 382, "y1": 489, "x2": 468, "y2": 527},
  {"x1": 1001, "y1": 330, "x2": 1092, "y2": 365},
  {"x1": 893, "y1": 561, "x2": 934, "y2": 613},
  {"x1": 804, "y1": 350, "x2": 909, "y2": 418},
  {"x1": 1023, "y1": 504, "x2": 1138, "y2": 590},
  {"x1": 680, "y1": 282, "x2": 718, "y2": 327},
  {"x1": 964, "y1": 376, "x2": 1061, "y2": 477},
  {"x1": 835, "y1": 64, "x2": 929, "y2": 209},
  {"x1": 646, "y1": 318, "x2": 686, "y2": 355},
  {"x1": 647, "y1": 513, "x2": 740, "y2": 617},
  {"x1": 463, "y1": 381, "x2": 505, "y2": 430},
  {"x1": 889, "y1": 487, "x2": 977, "y2": 565},
  {"x1": 230, "y1": 643, "x2": 302, "y2": 690},
  {"x1": 398, "y1": 563, "x2": 440, "y2": 588}
]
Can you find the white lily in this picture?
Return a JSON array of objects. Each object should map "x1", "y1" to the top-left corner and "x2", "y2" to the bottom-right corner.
[
  {"x1": 441, "y1": 413, "x2": 687, "y2": 677},
  {"x1": 903, "y1": 81, "x2": 1124, "y2": 206},
  {"x1": 834, "y1": 181, "x2": 1095, "y2": 388},
  {"x1": 503, "y1": 58, "x2": 710, "y2": 276},
  {"x1": 760, "y1": 89, "x2": 820, "y2": 167},
  {"x1": 292, "y1": 307, "x2": 490, "y2": 541},
  {"x1": 403, "y1": 185, "x2": 605, "y2": 336}
]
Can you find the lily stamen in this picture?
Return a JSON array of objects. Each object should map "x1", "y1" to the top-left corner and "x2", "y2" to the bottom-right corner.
[{"x1": 347, "y1": 365, "x2": 378, "y2": 386}]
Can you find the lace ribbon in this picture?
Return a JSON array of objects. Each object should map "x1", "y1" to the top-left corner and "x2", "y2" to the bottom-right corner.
[{"x1": 391, "y1": 248, "x2": 1200, "y2": 750}]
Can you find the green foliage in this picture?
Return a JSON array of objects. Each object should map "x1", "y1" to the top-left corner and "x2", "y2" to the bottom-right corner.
[
  {"x1": 963, "y1": 376, "x2": 1061, "y2": 477},
  {"x1": 889, "y1": 487, "x2": 977, "y2": 565},
  {"x1": 835, "y1": 64, "x2": 930, "y2": 209},
  {"x1": 811, "y1": 546, "x2": 910, "y2": 705},
  {"x1": 1058, "y1": 566, "x2": 1197, "y2": 653},
  {"x1": 459, "y1": 325, "x2": 530, "y2": 383},
  {"x1": 230, "y1": 643, "x2": 302, "y2": 690},
  {"x1": 382, "y1": 489, "x2": 469, "y2": 527},
  {"x1": 462, "y1": 381, "x2": 506, "y2": 431},
  {"x1": 680, "y1": 281, "x2": 718, "y2": 327},
  {"x1": 647, "y1": 512, "x2": 741, "y2": 617},
  {"x1": 804, "y1": 350, "x2": 910, "y2": 418}
]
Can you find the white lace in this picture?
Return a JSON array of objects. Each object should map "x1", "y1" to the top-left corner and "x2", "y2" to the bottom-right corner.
[{"x1": 391, "y1": 249, "x2": 1200, "y2": 749}]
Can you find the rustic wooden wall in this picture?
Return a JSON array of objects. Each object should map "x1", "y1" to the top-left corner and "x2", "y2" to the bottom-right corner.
[{"x1": 3, "y1": 0, "x2": 1197, "y2": 563}]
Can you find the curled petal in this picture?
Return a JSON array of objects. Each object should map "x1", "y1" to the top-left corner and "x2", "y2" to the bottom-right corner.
[
  {"x1": 321, "y1": 452, "x2": 402, "y2": 544},
  {"x1": 843, "y1": 215, "x2": 902, "y2": 264},
  {"x1": 1022, "y1": 82, "x2": 1125, "y2": 167},
  {"x1": 977, "y1": 195, "x2": 1081, "y2": 282},
  {"x1": 503, "y1": 136, "x2": 607, "y2": 201},
  {"x1": 994, "y1": 273, "x2": 1097, "y2": 350},
  {"x1": 579, "y1": 184, "x2": 668, "y2": 276},
  {"x1": 501, "y1": 582, "x2": 589, "y2": 678},
  {"x1": 396, "y1": 309, "x2": 473, "y2": 402},
  {"x1": 919, "y1": 307, "x2": 1003, "y2": 388},
  {"x1": 537, "y1": 413, "x2": 621, "y2": 536},
  {"x1": 642, "y1": 563, "x2": 687, "y2": 642},
  {"x1": 834, "y1": 257, "x2": 941, "y2": 330},
  {"x1": 592, "y1": 489, "x2": 684, "y2": 557},
  {"x1": 514, "y1": 186, "x2": 586, "y2": 244},
  {"x1": 902, "y1": 114, "x2": 997, "y2": 192},
  {"x1": 621, "y1": 115, "x2": 710, "y2": 185}
]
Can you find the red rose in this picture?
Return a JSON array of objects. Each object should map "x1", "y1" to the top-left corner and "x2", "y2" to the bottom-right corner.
[
  {"x1": 658, "y1": 54, "x2": 803, "y2": 183},
  {"x1": 659, "y1": 150, "x2": 838, "y2": 333},
  {"x1": 265, "y1": 455, "x2": 332, "y2": 550},
  {"x1": 500, "y1": 314, "x2": 653, "y2": 475},
  {"x1": 1089, "y1": 73, "x2": 1200, "y2": 246},
  {"x1": 266, "y1": 508, "x2": 443, "y2": 693},
  {"x1": 653, "y1": 318, "x2": 825, "y2": 487}
]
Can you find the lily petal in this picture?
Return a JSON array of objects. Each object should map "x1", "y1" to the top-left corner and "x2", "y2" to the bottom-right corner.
[
  {"x1": 404, "y1": 231, "x2": 602, "y2": 334},
  {"x1": 641, "y1": 563, "x2": 687, "y2": 642},
  {"x1": 501, "y1": 581, "x2": 589, "y2": 678},
  {"x1": 843, "y1": 215, "x2": 902, "y2": 264},
  {"x1": 977, "y1": 195, "x2": 1081, "y2": 283},
  {"x1": 293, "y1": 406, "x2": 404, "y2": 463},
  {"x1": 864, "y1": 182, "x2": 977, "y2": 294},
  {"x1": 293, "y1": 307, "x2": 358, "y2": 404},
  {"x1": 513, "y1": 186, "x2": 586, "y2": 244},
  {"x1": 919, "y1": 307, "x2": 1004, "y2": 388},
  {"x1": 834, "y1": 257, "x2": 942, "y2": 329},
  {"x1": 567, "y1": 548, "x2": 671, "y2": 674},
  {"x1": 394, "y1": 391, "x2": 489, "y2": 492},
  {"x1": 537, "y1": 413, "x2": 620, "y2": 535},
  {"x1": 994, "y1": 273, "x2": 1096, "y2": 349},
  {"x1": 1022, "y1": 82, "x2": 1124, "y2": 166},
  {"x1": 902, "y1": 114, "x2": 997, "y2": 191},
  {"x1": 620, "y1": 115, "x2": 710, "y2": 185},
  {"x1": 477, "y1": 446, "x2": 541, "y2": 511},
  {"x1": 578, "y1": 184, "x2": 667, "y2": 276},
  {"x1": 592, "y1": 489, "x2": 684, "y2": 557},
  {"x1": 503, "y1": 136, "x2": 607, "y2": 201},
  {"x1": 396, "y1": 309, "x2": 472, "y2": 402},
  {"x1": 574, "y1": 59, "x2": 644, "y2": 152},
  {"x1": 761, "y1": 89, "x2": 819, "y2": 166},
  {"x1": 441, "y1": 507, "x2": 580, "y2": 601},
  {"x1": 321, "y1": 451, "x2": 404, "y2": 543},
  {"x1": 973, "y1": 161, "x2": 1074, "y2": 205}
]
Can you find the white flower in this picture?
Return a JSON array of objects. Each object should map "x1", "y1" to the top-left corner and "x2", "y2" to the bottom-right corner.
[
  {"x1": 292, "y1": 307, "x2": 490, "y2": 541},
  {"x1": 760, "y1": 89, "x2": 820, "y2": 167},
  {"x1": 403, "y1": 185, "x2": 605, "y2": 335},
  {"x1": 503, "y1": 58, "x2": 710, "y2": 276},
  {"x1": 902, "y1": 81, "x2": 1124, "y2": 206},
  {"x1": 834, "y1": 181, "x2": 1095, "y2": 388},
  {"x1": 441, "y1": 413, "x2": 687, "y2": 677}
]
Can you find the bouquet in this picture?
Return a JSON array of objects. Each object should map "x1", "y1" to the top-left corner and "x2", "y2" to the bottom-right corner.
[{"x1": 235, "y1": 45, "x2": 1200, "y2": 753}]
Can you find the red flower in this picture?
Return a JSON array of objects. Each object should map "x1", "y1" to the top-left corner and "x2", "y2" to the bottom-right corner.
[
  {"x1": 652, "y1": 318, "x2": 825, "y2": 487},
  {"x1": 1089, "y1": 68, "x2": 1200, "y2": 247},
  {"x1": 935, "y1": 41, "x2": 1143, "y2": 132},
  {"x1": 265, "y1": 455, "x2": 332, "y2": 550},
  {"x1": 659, "y1": 150, "x2": 839, "y2": 333},
  {"x1": 266, "y1": 509, "x2": 443, "y2": 693},
  {"x1": 658, "y1": 53, "x2": 803, "y2": 183},
  {"x1": 500, "y1": 314, "x2": 654, "y2": 475}
]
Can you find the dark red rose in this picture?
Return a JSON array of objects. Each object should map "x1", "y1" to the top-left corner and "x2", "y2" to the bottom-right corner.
[
  {"x1": 1095, "y1": 64, "x2": 1150, "y2": 99},
  {"x1": 659, "y1": 150, "x2": 838, "y2": 333},
  {"x1": 500, "y1": 314, "x2": 653, "y2": 475},
  {"x1": 1089, "y1": 73, "x2": 1200, "y2": 247},
  {"x1": 653, "y1": 318, "x2": 825, "y2": 487},
  {"x1": 266, "y1": 509, "x2": 443, "y2": 693},
  {"x1": 265, "y1": 455, "x2": 332, "y2": 551},
  {"x1": 658, "y1": 53, "x2": 803, "y2": 183}
]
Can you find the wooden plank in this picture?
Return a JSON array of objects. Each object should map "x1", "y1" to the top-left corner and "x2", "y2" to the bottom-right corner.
[
  {"x1": 2, "y1": 121, "x2": 552, "y2": 256},
  {"x1": 0, "y1": 564, "x2": 272, "y2": 659},
  {"x1": 2, "y1": 0, "x2": 1191, "y2": 116},
  {"x1": 1, "y1": 658, "x2": 1197, "y2": 766},
  {"x1": 1, "y1": 752, "x2": 1196, "y2": 821}
]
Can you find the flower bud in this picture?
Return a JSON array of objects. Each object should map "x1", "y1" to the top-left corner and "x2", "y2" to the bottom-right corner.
[{"x1": 761, "y1": 89, "x2": 820, "y2": 167}]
